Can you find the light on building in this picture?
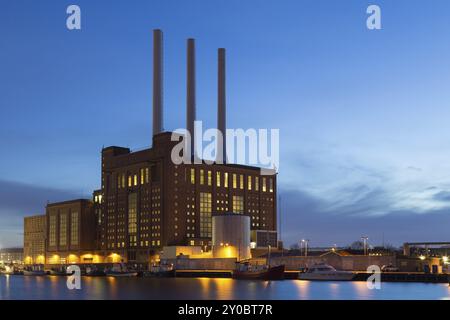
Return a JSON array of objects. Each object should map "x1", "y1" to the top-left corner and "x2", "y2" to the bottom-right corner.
[
  {"x1": 443, "y1": 256, "x2": 449, "y2": 264},
  {"x1": 419, "y1": 255, "x2": 426, "y2": 261},
  {"x1": 250, "y1": 242, "x2": 256, "y2": 249}
]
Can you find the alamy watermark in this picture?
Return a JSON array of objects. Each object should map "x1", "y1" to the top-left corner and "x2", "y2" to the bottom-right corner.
[
  {"x1": 170, "y1": 121, "x2": 279, "y2": 175},
  {"x1": 66, "y1": 265, "x2": 82, "y2": 290},
  {"x1": 366, "y1": 265, "x2": 381, "y2": 290}
]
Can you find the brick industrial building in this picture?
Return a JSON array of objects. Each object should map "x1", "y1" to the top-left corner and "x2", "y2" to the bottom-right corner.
[{"x1": 23, "y1": 29, "x2": 277, "y2": 264}]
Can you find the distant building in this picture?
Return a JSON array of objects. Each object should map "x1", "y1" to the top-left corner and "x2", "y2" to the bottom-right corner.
[
  {"x1": 0, "y1": 248, "x2": 23, "y2": 264},
  {"x1": 45, "y1": 199, "x2": 98, "y2": 264},
  {"x1": 23, "y1": 214, "x2": 46, "y2": 264}
]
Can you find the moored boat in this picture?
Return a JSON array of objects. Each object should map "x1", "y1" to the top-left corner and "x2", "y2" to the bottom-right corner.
[
  {"x1": 143, "y1": 263, "x2": 175, "y2": 277},
  {"x1": 85, "y1": 266, "x2": 106, "y2": 277},
  {"x1": 48, "y1": 266, "x2": 68, "y2": 276},
  {"x1": 23, "y1": 265, "x2": 47, "y2": 276},
  {"x1": 298, "y1": 263, "x2": 355, "y2": 281},
  {"x1": 23, "y1": 269, "x2": 47, "y2": 276},
  {"x1": 232, "y1": 262, "x2": 285, "y2": 280},
  {"x1": 105, "y1": 263, "x2": 138, "y2": 277},
  {"x1": 1, "y1": 265, "x2": 22, "y2": 275}
]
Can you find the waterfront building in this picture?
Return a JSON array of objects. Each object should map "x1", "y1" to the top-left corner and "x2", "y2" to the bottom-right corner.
[
  {"x1": 45, "y1": 199, "x2": 98, "y2": 264},
  {"x1": 23, "y1": 215, "x2": 46, "y2": 264},
  {"x1": 96, "y1": 30, "x2": 277, "y2": 263},
  {"x1": 0, "y1": 248, "x2": 23, "y2": 264}
]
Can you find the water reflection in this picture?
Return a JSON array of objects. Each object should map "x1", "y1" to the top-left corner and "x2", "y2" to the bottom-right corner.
[
  {"x1": 293, "y1": 280, "x2": 311, "y2": 300},
  {"x1": 0, "y1": 275, "x2": 449, "y2": 300}
]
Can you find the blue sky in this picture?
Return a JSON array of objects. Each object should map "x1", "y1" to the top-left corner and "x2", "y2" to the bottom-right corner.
[{"x1": 2, "y1": 0, "x2": 450, "y2": 248}]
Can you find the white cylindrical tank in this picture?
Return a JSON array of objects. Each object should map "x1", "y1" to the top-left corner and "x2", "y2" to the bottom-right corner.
[{"x1": 212, "y1": 213, "x2": 251, "y2": 260}]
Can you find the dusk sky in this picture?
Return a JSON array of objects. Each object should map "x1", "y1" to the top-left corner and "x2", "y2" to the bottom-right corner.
[{"x1": 2, "y1": 0, "x2": 450, "y2": 248}]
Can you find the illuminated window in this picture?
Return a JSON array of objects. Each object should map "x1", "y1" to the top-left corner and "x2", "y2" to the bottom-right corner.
[
  {"x1": 216, "y1": 172, "x2": 221, "y2": 187},
  {"x1": 248, "y1": 176, "x2": 252, "y2": 190},
  {"x1": 128, "y1": 175, "x2": 132, "y2": 187},
  {"x1": 240, "y1": 175, "x2": 244, "y2": 189},
  {"x1": 232, "y1": 174, "x2": 237, "y2": 189},
  {"x1": 224, "y1": 172, "x2": 229, "y2": 188},
  {"x1": 70, "y1": 212, "x2": 79, "y2": 245},
  {"x1": 140, "y1": 169, "x2": 145, "y2": 185},
  {"x1": 128, "y1": 193, "x2": 137, "y2": 248},
  {"x1": 49, "y1": 215, "x2": 57, "y2": 247},
  {"x1": 232, "y1": 196, "x2": 244, "y2": 214},
  {"x1": 200, "y1": 192, "x2": 212, "y2": 238},
  {"x1": 190, "y1": 168, "x2": 195, "y2": 184},
  {"x1": 255, "y1": 176, "x2": 259, "y2": 191},
  {"x1": 207, "y1": 171, "x2": 212, "y2": 186},
  {"x1": 59, "y1": 214, "x2": 67, "y2": 246},
  {"x1": 200, "y1": 169, "x2": 205, "y2": 185},
  {"x1": 262, "y1": 177, "x2": 267, "y2": 192},
  {"x1": 269, "y1": 178, "x2": 274, "y2": 193},
  {"x1": 122, "y1": 174, "x2": 126, "y2": 188},
  {"x1": 134, "y1": 174, "x2": 138, "y2": 186},
  {"x1": 145, "y1": 168, "x2": 150, "y2": 183}
]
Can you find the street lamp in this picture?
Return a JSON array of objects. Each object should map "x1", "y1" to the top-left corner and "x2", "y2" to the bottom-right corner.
[{"x1": 361, "y1": 236, "x2": 369, "y2": 256}]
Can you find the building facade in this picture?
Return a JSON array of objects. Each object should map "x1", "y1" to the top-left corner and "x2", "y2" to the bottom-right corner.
[
  {"x1": 0, "y1": 248, "x2": 23, "y2": 264},
  {"x1": 23, "y1": 215, "x2": 46, "y2": 264},
  {"x1": 98, "y1": 133, "x2": 277, "y2": 263},
  {"x1": 45, "y1": 199, "x2": 98, "y2": 264}
]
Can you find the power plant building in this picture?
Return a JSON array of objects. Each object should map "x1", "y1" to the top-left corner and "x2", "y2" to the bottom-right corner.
[
  {"x1": 97, "y1": 30, "x2": 277, "y2": 263},
  {"x1": 22, "y1": 29, "x2": 277, "y2": 265}
]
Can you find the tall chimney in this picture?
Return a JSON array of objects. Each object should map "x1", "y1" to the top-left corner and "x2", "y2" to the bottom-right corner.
[
  {"x1": 186, "y1": 38, "x2": 196, "y2": 156},
  {"x1": 152, "y1": 29, "x2": 163, "y2": 137},
  {"x1": 217, "y1": 48, "x2": 227, "y2": 163}
]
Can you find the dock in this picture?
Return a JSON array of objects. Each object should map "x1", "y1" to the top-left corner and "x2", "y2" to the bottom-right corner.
[{"x1": 174, "y1": 270, "x2": 449, "y2": 283}]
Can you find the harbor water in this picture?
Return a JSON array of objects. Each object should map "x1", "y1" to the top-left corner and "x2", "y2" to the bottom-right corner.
[{"x1": 1, "y1": 275, "x2": 450, "y2": 300}]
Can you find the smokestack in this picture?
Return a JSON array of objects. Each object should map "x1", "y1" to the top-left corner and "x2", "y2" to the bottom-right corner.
[
  {"x1": 186, "y1": 38, "x2": 196, "y2": 156},
  {"x1": 217, "y1": 48, "x2": 226, "y2": 163},
  {"x1": 152, "y1": 29, "x2": 163, "y2": 137}
]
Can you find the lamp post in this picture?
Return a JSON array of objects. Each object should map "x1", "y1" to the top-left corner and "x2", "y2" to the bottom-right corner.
[
  {"x1": 305, "y1": 239, "x2": 309, "y2": 257},
  {"x1": 361, "y1": 236, "x2": 369, "y2": 256}
]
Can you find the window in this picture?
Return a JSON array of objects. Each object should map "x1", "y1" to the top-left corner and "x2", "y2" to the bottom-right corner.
[
  {"x1": 190, "y1": 168, "x2": 195, "y2": 184},
  {"x1": 122, "y1": 174, "x2": 126, "y2": 188},
  {"x1": 59, "y1": 214, "x2": 67, "y2": 246},
  {"x1": 207, "y1": 171, "x2": 212, "y2": 186},
  {"x1": 128, "y1": 175, "x2": 132, "y2": 187},
  {"x1": 255, "y1": 176, "x2": 259, "y2": 191},
  {"x1": 134, "y1": 174, "x2": 138, "y2": 186},
  {"x1": 216, "y1": 172, "x2": 221, "y2": 187},
  {"x1": 200, "y1": 193, "x2": 212, "y2": 238},
  {"x1": 128, "y1": 193, "x2": 137, "y2": 247},
  {"x1": 70, "y1": 212, "x2": 79, "y2": 245},
  {"x1": 269, "y1": 178, "x2": 273, "y2": 193},
  {"x1": 232, "y1": 174, "x2": 237, "y2": 189},
  {"x1": 140, "y1": 169, "x2": 145, "y2": 185},
  {"x1": 240, "y1": 175, "x2": 244, "y2": 190},
  {"x1": 49, "y1": 215, "x2": 57, "y2": 247},
  {"x1": 224, "y1": 172, "x2": 229, "y2": 188},
  {"x1": 248, "y1": 176, "x2": 252, "y2": 190},
  {"x1": 262, "y1": 177, "x2": 267, "y2": 192},
  {"x1": 200, "y1": 169, "x2": 205, "y2": 185},
  {"x1": 145, "y1": 167, "x2": 150, "y2": 183},
  {"x1": 232, "y1": 196, "x2": 244, "y2": 214}
]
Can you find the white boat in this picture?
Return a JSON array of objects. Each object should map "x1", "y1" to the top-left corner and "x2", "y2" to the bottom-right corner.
[{"x1": 299, "y1": 263, "x2": 355, "y2": 281}]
